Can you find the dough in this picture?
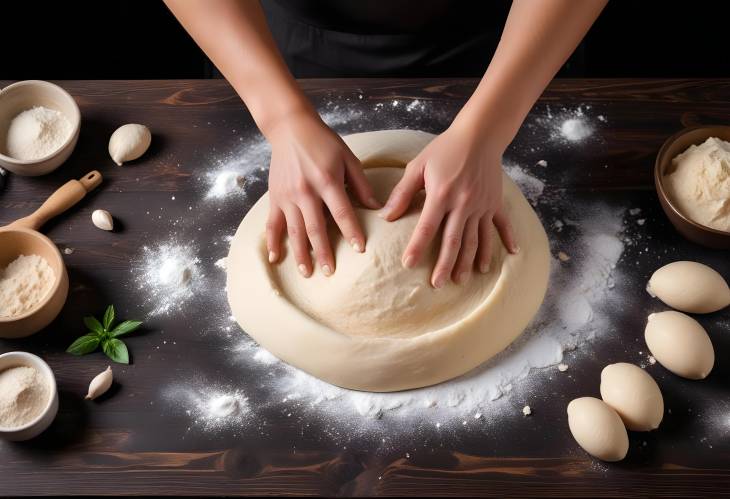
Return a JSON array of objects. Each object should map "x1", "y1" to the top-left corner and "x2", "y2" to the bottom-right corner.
[
  {"x1": 665, "y1": 137, "x2": 730, "y2": 232},
  {"x1": 567, "y1": 397, "x2": 629, "y2": 462},
  {"x1": 647, "y1": 261, "x2": 730, "y2": 314},
  {"x1": 226, "y1": 130, "x2": 550, "y2": 392},
  {"x1": 600, "y1": 362, "x2": 663, "y2": 431},
  {"x1": 644, "y1": 311, "x2": 714, "y2": 380}
]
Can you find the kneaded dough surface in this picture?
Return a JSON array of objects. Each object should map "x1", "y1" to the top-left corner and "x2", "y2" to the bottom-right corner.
[
  {"x1": 272, "y1": 167, "x2": 502, "y2": 339},
  {"x1": 227, "y1": 130, "x2": 550, "y2": 392}
]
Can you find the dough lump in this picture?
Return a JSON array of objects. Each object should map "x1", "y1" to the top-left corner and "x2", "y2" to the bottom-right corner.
[
  {"x1": 272, "y1": 167, "x2": 501, "y2": 339},
  {"x1": 226, "y1": 130, "x2": 550, "y2": 392}
]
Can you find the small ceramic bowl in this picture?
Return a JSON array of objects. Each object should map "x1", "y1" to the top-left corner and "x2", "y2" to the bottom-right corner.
[
  {"x1": 655, "y1": 125, "x2": 730, "y2": 249},
  {"x1": 0, "y1": 80, "x2": 81, "y2": 176},
  {"x1": 0, "y1": 351, "x2": 58, "y2": 441}
]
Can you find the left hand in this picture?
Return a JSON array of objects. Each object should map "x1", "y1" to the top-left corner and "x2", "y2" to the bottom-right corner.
[{"x1": 380, "y1": 124, "x2": 519, "y2": 288}]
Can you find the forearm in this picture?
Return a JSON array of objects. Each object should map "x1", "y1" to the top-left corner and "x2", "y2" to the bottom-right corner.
[
  {"x1": 164, "y1": 0, "x2": 314, "y2": 137},
  {"x1": 454, "y1": 0, "x2": 607, "y2": 150}
]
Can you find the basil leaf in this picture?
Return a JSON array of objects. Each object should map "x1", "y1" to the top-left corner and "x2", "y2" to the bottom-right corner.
[
  {"x1": 103, "y1": 305, "x2": 115, "y2": 331},
  {"x1": 111, "y1": 320, "x2": 143, "y2": 338},
  {"x1": 102, "y1": 339, "x2": 129, "y2": 364},
  {"x1": 66, "y1": 334, "x2": 100, "y2": 355},
  {"x1": 83, "y1": 316, "x2": 104, "y2": 336}
]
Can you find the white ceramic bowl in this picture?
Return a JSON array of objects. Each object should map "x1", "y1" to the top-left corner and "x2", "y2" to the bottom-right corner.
[
  {"x1": 0, "y1": 351, "x2": 58, "y2": 441},
  {"x1": 0, "y1": 80, "x2": 81, "y2": 176}
]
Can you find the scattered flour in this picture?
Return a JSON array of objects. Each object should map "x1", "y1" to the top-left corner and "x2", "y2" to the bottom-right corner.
[
  {"x1": 133, "y1": 243, "x2": 202, "y2": 316},
  {"x1": 560, "y1": 118, "x2": 593, "y2": 142},
  {"x1": 164, "y1": 382, "x2": 249, "y2": 433},
  {"x1": 0, "y1": 254, "x2": 55, "y2": 318},
  {"x1": 207, "y1": 171, "x2": 246, "y2": 199}
]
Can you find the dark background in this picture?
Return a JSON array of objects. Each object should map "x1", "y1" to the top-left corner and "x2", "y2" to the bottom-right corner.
[{"x1": 4, "y1": 1, "x2": 730, "y2": 79}]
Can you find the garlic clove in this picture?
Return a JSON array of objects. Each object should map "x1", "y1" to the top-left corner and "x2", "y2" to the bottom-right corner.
[
  {"x1": 109, "y1": 124, "x2": 151, "y2": 166},
  {"x1": 92, "y1": 209, "x2": 114, "y2": 231},
  {"x1": 86, "y1": 366, "x2": 113, "y2": 400}
]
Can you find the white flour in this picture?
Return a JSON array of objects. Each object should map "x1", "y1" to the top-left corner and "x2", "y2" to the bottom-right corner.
[
  {"x1": 164, "y1": 381, "x2": 249, "y2": 433},
  {"x1": 6, "y1": 106, "x2": 73, "y2": 161},
  {"x1": 0, "y1": 254, "x2": 55, "y2": 318},
  {"x1": 133, "y1": 243, "x2": 202, "y2": 317},
  {"x1": 0, "y1": 365, "x2": 49, "y2": 428},
  {"x1": 156, "y1": 99, "x2": 627, "y2": 436},
  {"x1": 529, "y1": 105, "x2": 600, "y2": 146}
]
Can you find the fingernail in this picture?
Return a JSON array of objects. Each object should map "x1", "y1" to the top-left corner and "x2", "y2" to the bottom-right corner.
[
  {"x1": 458, "y1": 271, "x2": 470, "y2": 284},
  {"x1": 322, "y1": 264, "x2": 333, "y2": 276},
  {"x1": 351, "y1": 238, "x2": 363, "y2": 253},
  {"x1": 403, "y1": 255, "x2": 415, "y2": 269},
  {"x1": 367, "y1": 196, "x2": 382, "y2": 209},
  {"x1": 298, "y1": 264, "x2": 309, "y2": 277},
  {"x1": 512, "y1": 245, "x2": 520, "y2": 254},
  {"x1": 432, "y1": 274, "x2": 446, "y2": 289},
  {"x1": 480, "y1": 262, "x2": 490, "y2": 274},
  {"x1": 268, "y1": 251, "x2": 277, "y2": 263},
  {"x1": 377, "y1": 208, "x2": 389, "y2": 220}
]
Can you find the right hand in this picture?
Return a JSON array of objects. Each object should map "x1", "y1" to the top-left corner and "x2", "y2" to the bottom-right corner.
[{"x1": 266, "y1": 111, "x2": 381, "y2": 277}]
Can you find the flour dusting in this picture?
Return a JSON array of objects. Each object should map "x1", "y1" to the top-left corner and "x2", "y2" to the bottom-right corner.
[{"x1": 133, "y1": 243, "x2": 203, "y2": 316}]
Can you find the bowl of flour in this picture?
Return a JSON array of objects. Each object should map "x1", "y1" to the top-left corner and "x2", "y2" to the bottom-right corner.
[
  {"x1": 0, "y1": 80, "x2": 80, "y2": 176},
  {"x1": 0, "y1": 351, "x2": 58, "y2": 441}
]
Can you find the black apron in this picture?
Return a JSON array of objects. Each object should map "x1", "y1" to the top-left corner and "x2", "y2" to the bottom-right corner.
[{"x1": 260, "y1": 0, "x2": 511, "y2": 77}]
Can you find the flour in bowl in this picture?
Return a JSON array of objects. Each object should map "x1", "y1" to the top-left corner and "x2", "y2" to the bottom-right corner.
[{"x1": 0, "y1": 254, "x2": 55, "y2": 318}]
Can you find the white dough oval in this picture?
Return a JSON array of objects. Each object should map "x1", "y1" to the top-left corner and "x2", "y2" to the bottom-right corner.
[
  {"x1": 647, "y1": 261, "x2": 730, "y2": 314},
  {"x1": 567, "y1": 397, "x2": 629, "y2": 462},
  {"x1": 600, "y1": 362, "x2": 663, "y2": 431},
  {"x1": 109, "y1": 124, "x2": 151, "y2": 166},
  {"x1": 644, "y1": 311, "x2": 714, "y2": 380}
]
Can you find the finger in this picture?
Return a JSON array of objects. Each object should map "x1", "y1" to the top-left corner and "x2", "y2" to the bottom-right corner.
[
  {"x1": 493, "y1": 208, "x2": 519, "y2": 254},
  {"x1": 300, "y1": 198, "x2": 335, "y2": 276},
  {"x1": 344, "y1": 154, "x2": 381, "y2": 209},
  {"x1": 477, "y1": 215, "x2": 494, "y2": 274},
  {"x1": 282, "y1": 205, "x2": 312, "y2": 277},
  {"x1": 431, "y1": 209, "x2": 468, "y2": 288},
  {"x1": 321, "y1": 185, "x2": 366, "y2": 253},
  {"x1": 402, "y1": 197, "x2": 445, "y2": 270},
  {"x1": 452, "y1": 215, "x2": 480, "y2": 284},
  {"x1": 381, "y1": 160, "x2": 424, "y2": 221},
  {"x1": 265, "y1": 206, "x2": 286, "y2": 263}
]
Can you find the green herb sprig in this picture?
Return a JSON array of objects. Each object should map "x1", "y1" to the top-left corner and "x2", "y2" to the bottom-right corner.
[{"x1": 66, "y1": 305, "x2": 142, "y2": 364}]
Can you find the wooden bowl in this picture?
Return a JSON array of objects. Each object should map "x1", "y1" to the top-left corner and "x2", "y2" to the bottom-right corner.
[
  {"x1": 0, "y1": 80, "x2": 81, "y2": 176},
  {"x1": 0, "y1": 170, "x2": 102, "y2": 338},
  {"x1": 0, "y1": 351, "x2": 58, "y2": 441},
  {"x1": 655, "y1": 125, "x2": 730, "y2": 249},
  {"x1": 0, "y1": 229, "x2": 69, "y2": 338}
]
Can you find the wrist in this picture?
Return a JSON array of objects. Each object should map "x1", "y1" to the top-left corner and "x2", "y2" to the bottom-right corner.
[
  {"x1": 257, "y1": 98, "x2": 319, "y2": 141},
  {"x1": 449, "y1": 109, "x2": 511, "y2": 157}
]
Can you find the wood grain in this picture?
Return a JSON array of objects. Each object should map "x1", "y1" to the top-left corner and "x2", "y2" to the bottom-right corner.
[{"x1": 1, "y1": 79, "x2": 729, "y2": 496}]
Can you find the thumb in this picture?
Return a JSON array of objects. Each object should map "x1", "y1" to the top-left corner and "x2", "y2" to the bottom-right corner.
[{"x1": 381, "y1": 160, "x2": 424, "y2": 221}]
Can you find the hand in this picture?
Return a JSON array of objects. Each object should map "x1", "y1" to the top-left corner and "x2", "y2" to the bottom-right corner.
[
  {"x1": 380, "y1": 124, "x2": 519, "y2": 288},
  {"x1": 266, "y1": 111, "x2": 381, "y2": 277}
]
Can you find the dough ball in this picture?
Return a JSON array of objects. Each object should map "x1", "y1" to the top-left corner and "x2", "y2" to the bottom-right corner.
[
  {"x1": 600, "y1": 362, "x2": 663, "y2": 431},
  {"x1": 647, "y1": 261, "x2": 730, "y2": 314},
  {"x1": 271, "y1": 167, "x2": 503, "y2": 339},
  {"x1": 567, "y1": 397, "x2": 629, "y2": 462},
  {"x1": 644, "y1": 311, "x2": 714, "y2": 380}
]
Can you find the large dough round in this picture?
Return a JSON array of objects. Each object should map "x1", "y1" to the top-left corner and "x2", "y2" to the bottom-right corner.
[{"x1": 226, "y1": 130, "x2": 550, "y2": 392}]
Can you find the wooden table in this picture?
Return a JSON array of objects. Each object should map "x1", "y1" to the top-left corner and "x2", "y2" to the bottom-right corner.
[{"x1": 1, "y1": 79, "x2": 729, "y2": 496}]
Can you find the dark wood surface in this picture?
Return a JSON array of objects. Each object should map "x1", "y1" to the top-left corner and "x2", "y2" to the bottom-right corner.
[{"x1": 1, "y1": 79, "x2": 729, "y2": 496}]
